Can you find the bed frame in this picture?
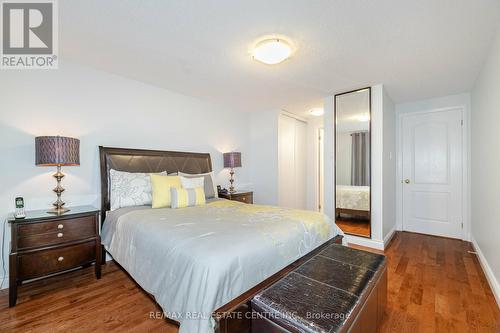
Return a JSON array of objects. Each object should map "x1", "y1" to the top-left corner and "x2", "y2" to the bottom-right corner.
[
  {"x1": 336, "y1": 207, "x2": 370, "y2": 218},
  {"x1": 98, "y1": 146, "x2": 347, "y2": 332}
]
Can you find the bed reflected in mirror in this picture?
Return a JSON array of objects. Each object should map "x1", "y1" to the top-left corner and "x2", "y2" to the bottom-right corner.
[{"x1": 335, "y1": 88, "x2": 371, "y2": 238}]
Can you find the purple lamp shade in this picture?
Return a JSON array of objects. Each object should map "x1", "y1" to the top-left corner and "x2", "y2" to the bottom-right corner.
[
  {"x1": 35, "y1": 136, "x2": 80, "y2": 166},
  {"x1": 223, "y1": 152, "x2": 242, "y2": 168}
]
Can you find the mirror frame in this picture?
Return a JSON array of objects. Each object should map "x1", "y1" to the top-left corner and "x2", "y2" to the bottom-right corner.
[{"x1": 334, "y1": 87, "x2": 372, "y2": 239}]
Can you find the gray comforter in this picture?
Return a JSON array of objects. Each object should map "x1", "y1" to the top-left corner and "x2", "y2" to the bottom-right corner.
[{"x1": 101, "y1": 200, "x2": 343, "y2": 333}]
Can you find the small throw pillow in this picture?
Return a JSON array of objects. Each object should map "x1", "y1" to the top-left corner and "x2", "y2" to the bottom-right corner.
[
  {"x1": 170, "y1": 187, "x2": 206, "y2": 209},
  {"x1": 151, "y1": 175, "x2": 182, "y2": 208},
  {"x1": 110, "y1": 169, "x2": 165, "y2": 211},
  {"x1": 178, "y1": 171, "x2": 217, "y2": 199},
  {"x1": 180, "y1": 176, "x2": 205, "y2": 189}
]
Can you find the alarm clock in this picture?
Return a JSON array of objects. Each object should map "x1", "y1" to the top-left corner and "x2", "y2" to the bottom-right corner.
[{"x1": 14, "y1": 197, "x2": 26, "y2": 219}]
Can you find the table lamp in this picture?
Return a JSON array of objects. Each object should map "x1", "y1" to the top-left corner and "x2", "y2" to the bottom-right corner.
[
  {"x1": 223, "y1": 152, "x2": 241, "y2": 194},
  {"x1": 35, "y1": 136, "x2": 80, "y2": 214}
]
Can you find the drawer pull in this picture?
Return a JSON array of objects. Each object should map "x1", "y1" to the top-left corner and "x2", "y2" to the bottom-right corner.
[
  {"x1": 57, "y1": 256, "x2": 64, "y2": 262},
  {"x1": 57, "y1": 224, "x2": 64, "y2": 230},
  {"x1": 57, "y1": 232, "x2": 63, "y2": 238},
  {"x1": 242, "y1": 197, "x2": 246, "y2": 201}
]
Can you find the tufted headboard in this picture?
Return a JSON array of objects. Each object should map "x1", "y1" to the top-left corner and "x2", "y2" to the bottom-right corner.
[{"x1": 99, "y1": 146, "x2": 212, "y2": 222}]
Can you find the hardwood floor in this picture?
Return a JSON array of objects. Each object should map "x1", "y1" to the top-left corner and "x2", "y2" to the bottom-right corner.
[
  {"x1": 336, "y1": 217, "x2": 371, "y2": 237},
  {"x1": 0, "y1": 264, "x2": 176, "y2": 333},
  {"x1": 0, "y1": 231, "x2": 498, "y2": 332},
  {"x1": 366, "y1": 232, "x2": 500, "y2": 332}
]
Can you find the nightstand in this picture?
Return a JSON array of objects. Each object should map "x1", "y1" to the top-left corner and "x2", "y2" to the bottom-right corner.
[
  {"x1": 218, "y1": 191, "x2": 253, "y2": 204},
  {"x1": 8, "y1": 205, "x2": 101, "y2": 307}
]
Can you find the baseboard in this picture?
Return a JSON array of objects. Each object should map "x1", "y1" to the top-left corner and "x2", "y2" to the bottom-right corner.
[
  {"x1": 383, "y1": 225, "x2": 397, "y2": 249},
  {"x1": 344, "y1": 234, "x2": 384, "y2": 250},
  {"x1": 471, "y1": 236, "x2": 500, "y2": 307}
]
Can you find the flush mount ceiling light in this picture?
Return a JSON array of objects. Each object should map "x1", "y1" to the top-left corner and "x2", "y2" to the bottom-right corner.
[
  {"x1": 309, "y1": 108, "x2": 324, "y2": 116},
  {"x1": 252, "y1": 38, "x2": 292, "y2": 65}
]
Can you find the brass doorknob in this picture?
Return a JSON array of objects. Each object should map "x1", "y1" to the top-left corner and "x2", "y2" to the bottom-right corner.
[{"x1": 404, "y1": 179, "x2": 410, "y2": 184}]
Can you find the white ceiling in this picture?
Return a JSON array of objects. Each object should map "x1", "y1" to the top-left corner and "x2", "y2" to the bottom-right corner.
[{"x1": 60, "y1": 0, "x2": 500, "y2": 115}]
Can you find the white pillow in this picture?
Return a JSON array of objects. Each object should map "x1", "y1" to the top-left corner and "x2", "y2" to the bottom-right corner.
[
  {"x1": 180, "y1": 176, "x2": 205, "y2": 189},
  {"x1": 109, "y1": 169, "x2": 165, "y2": 211},
  {"x1": 178, "y1": 171, "x2": 218, "y2": 199}
]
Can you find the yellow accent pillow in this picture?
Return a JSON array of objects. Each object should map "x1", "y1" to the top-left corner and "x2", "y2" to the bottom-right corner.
[{"x1": 151, "y1": 175, "x2": 182, "y2": 208}]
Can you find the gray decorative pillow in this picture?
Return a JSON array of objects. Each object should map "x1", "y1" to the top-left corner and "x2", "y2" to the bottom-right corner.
[
  {"x1": 178, "y1": 171, "x2": 217, "y2": 199},
  {"x1": 110, "y1": 169, "x2": 165, "y2": 211}
]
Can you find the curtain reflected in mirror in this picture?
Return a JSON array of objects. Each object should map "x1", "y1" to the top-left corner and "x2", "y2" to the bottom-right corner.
[
  {"x1": 351, "y1": 132, "x2": 370, "y2": 186},
  {"x1": 335, "y1": 88, "x2": 371, "y2": 238}
]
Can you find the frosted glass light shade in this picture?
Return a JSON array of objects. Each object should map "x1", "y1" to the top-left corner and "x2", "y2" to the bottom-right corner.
[{"x1": 252, "y1": 39, "x2": 292, "y2": 65}]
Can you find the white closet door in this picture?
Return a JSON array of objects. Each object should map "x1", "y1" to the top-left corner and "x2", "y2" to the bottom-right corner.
[
  {"x1": 294, "y1": 119, "x2": 307, "y2": 209},
  {"x1": 318, "y1": 128, "x2": 325, "y2": 212},
  {"x1": 278, "y1": 113, "x2": 307, "y2": 209},
  {"x1": 279, "y1": 114, "x2": 296, "y2": 208}
]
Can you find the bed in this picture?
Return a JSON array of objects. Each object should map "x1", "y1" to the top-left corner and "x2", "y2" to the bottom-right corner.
[
  {"x1": 99, "y1": 147, "x2": 344, "y2": 333},
  {"x1": 335, "y1": 185, "x2": 370, "y2": 218}
]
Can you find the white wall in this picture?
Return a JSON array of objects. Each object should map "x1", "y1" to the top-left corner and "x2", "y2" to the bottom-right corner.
[
  {"x1": 323, "y1": 96, "x2": 335, "y2": 220},
  {"x1": 248, "y1": 110, "x2": 280, "y2": 205},
  {"x1": 471, "y1": 26, "x2": 500, "y2": 305},
  {"x1": 0, "y1": 62, "x2": 254, "y2": 288},
  {"x1": 382, "y1": 90, "x2": 396, "y2": 242},
  {"x1": 370, "y1": 85, "x2": 384, "y2": 244}
]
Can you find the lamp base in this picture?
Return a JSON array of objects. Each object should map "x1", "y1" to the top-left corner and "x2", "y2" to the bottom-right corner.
[
  {"x1": 47, "y1": 207, "x2": 70, "y2": 215},
  {"x1": 48, "y1": 165, "x2": 70, "y2": 215},
  {"x1": 229, "y1": 168, "x2": 236, "y2": 193}
]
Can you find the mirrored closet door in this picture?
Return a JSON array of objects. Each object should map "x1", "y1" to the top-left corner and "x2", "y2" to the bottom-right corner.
[{"x1": 335, "y1": 88, "x2": 371, "y2": 238}]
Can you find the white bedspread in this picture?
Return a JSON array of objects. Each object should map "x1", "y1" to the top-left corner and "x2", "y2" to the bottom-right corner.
[
  {"x1": 336, "y1": 185, "x2": 370, "y2": 211},
  {"x1": 101, "y1": 200, "x2": 342, "y2": 333}
]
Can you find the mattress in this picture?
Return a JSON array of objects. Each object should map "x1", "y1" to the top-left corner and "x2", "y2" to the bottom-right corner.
[
  {"x1": 101, "y1": 199, "x2": 343, "y2": 333},
  {"x1": 336, "y1": 185, "x2": 370, "y2": 211}
]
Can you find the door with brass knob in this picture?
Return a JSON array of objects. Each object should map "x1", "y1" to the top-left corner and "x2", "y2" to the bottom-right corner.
[{"x1": 401, "y1": 108, "x2": 463, "y2": 239}]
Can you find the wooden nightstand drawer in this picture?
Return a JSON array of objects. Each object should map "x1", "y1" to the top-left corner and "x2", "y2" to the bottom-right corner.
[
  {"x1": 17, "y1": 241, "x2": 96, "y2": 280},
  {"x1": 18, "y1": 215, "x2": 95, "y2": 236},
  {"x1": 232, "y1": 193, "x2": 252, "y2": 204},
  {"x1": 218, "y1": 191, "x2": 253, "y2": 204},
  {"x1": 17, "y1": 216, "x2": 96, "y2": 249}
]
